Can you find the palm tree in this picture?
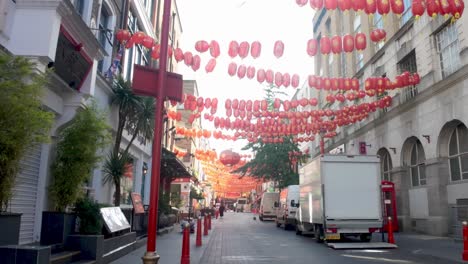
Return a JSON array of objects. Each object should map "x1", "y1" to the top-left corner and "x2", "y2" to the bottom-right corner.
[
  {"x1": 102, "y1": 151, "x2": 130, "y2": 206},
  {"x1": 123, "y1": 96, "x2": 155, "y2": 154}
]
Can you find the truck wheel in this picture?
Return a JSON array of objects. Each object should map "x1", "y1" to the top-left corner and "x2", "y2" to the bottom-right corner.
[
  {"x1": 314, "y1": 225, "x2": 324, "y2": 243},
  {"x1": 360, "y1": 233, "x2": 371, "y2": 242},
  {"x1": 295, "y1": 224, "x2": 302, "y2": 235},
  {"x1": 276, "y1": 221, "x2": 281, "y2": 228},
  {"x1": 259, "y1": 215, "x2": 264, "y2": 221}
]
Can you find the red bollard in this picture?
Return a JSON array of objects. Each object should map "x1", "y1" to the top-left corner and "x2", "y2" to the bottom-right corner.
[
  {"x1": 215, "y1": 210, "x2": 219, "y2": 219},
  {"x1": 203, "y1": 216, "x2": 208, "y2": 236},
  {"x1": 208, "y1": 213, "x2": 212, "y2": 230},
  {"x1": 181, "y1": 223, "x2": 190, "y2": 264},
  {"x1": 463, "y1": 221, "x2": 468, "y2": 261},
  {"x1": 387, "y1": 216, "x2": 395, "y2": 244},
  {"x1": 196, "y1": 217, "x2": 202, "y2": 247}
]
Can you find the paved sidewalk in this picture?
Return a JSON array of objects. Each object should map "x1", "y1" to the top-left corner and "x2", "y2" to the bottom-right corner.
[{"x1": 111, "y1": 218, "x2": 217, "y2": 264}]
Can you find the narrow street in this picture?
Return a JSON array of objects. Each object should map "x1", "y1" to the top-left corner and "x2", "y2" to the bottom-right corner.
[{"x1": 199, "y1": 212, "x2": 462, "y2": 264}]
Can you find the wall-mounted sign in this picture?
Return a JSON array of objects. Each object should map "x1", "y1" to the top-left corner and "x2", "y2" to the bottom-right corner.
[
  {"x1": 100, "y1": 207, "x2": 131, "y2": 233},
  {"x1": 131, "y1": 193, "x2": 145, "y2": 214},
  {"x1": 54, "y1": 26, "x2": 92, "y2": 91}
]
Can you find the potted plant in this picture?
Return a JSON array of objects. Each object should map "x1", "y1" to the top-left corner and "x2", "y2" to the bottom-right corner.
[
  {"x1": 0, "y1": 54, "x2": 54, "y2": 246},
  {"x1": 42, "y1": 102, "x2": 109, "y2": 245}
]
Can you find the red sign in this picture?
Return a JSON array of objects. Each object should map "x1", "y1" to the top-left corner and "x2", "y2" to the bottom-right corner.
[
  {"x1": 131, "y1": 193, "x2": 145, "y2": 214},
  {"x1": 359, "y1": 142, "x2": 367, "y2": 155},
  {"x1": 172, "y1": 178, "x2": 190, "y2": 183},
  {"x1": 132, "y1": 64, "x2": 183, "y2": 102}
]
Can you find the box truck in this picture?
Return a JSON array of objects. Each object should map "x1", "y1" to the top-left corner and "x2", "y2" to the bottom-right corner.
[
  {"x1": 275, "y1": 185, "x2": 300, "y2": 230},
  {"x1": 259, "y1": 192, "x2": 280, "y2": 221},
  {"x1": 296, "y1": 155, "x2": 382, "y2": 243}
]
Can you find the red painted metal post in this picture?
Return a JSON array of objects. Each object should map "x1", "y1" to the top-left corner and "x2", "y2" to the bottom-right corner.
[
  {"x1": 387, "y1": 217, "x2": 395, "y2": 244},
  {"x1": 208, "y1": 213, "x2": 212, "y2": 230},
  {"x1": 181, "y1": 223, "x2": 190, "y2": 264},
  {"x1": 462, "y1": 221, "x2": 468, "y2": 261},
  {"x1": 203, "y1": 216, "x2": 208, "y2": 236},
  {"x1": 142, "y1": 0, "x2": 172, "y2": 263},
  {"x1": 196, "y1": 217, "x2": 202, "y2": 247}
]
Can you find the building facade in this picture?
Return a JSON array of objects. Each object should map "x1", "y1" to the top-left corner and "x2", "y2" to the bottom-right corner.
[
  {"x1": 308, "y1": 6, "x2": 468, "y2": 237},
  {"x1": 0, "y1": 0, "x2": 183, "y2": 244}
]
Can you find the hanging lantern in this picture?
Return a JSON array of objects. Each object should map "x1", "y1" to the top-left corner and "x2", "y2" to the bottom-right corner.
[
  {"x1": 336, "y1": 93, "x2": 346, "y2": 102},
  {"x1": 174, "y1": 48, "x2": 184, "y2": 62},
  {"x1": 325, "y1": 0, "x2": 338, "y2": 10},
  {"x1": 331, "y1": 35, "x2": 342, "y2": 54},
  {"x1": 205, "y1": 58, "x2": 217, "y2": 73},
  {"x1": 184, "y1": 51, "x2": 193, "y2": 66},
  {"x1": 320, "y1": 36, "x2": 332, "y2": 54},
  {"x1": 450, "y1": 0, "x2": 464, "y2": 19},
  {"x1": 228, "y1": 40, "x2": 239, "y2": 58},
  {"x1": 237, "y1": 64, "x2": 247, "y2": 79},
  {"x1": 323, "y1": 78, "x2": 332, "y2": 90},
  {"x1": 326, "y1": 93, "x2": 336, "y2": 103},
  {"x1": 377, "y1": 0, "x2": 391, "y2": 15},
  {"x1": 125, "y1": 31, "x2": 146, "y2": 48},
  {"x1": 239, "y1": 41, "x2": 250, "y2": 59},
  {"x1": 307, "y1": 39, "x2": 319, "y2": 56},
  {"x1": 351, "y1": 78, "x2": 360, "y2": 90},
  {"x1": 365, "y1": 77, "x2": 376, "y2": 90},
  {"x1": 343, "y1": 34, "x2": 355, "y2": 52},
  {"x1": 228, "y1": 62, "x2": 237, "y2": 76},
  {"x1": 292, "y1": 74, "x2": 300, "y2": 88},
  {"x1": 370, "y1": 29, "x2": 380, "y2": 42},
  {"x1": 273, "y1": 98, "x2": 281, "y2": 109},
  {"x1": 191, "y1": 55, "x2": 201, "y2": 71},
  {"x1": 413, "y1": 73, "x2": 421, "y2": 85},
  {"x1": 310, "y1": 0, "x2": 324, "y2": 9},
  {"x1": 195, "y1": 40, "x2": 210, "y2": 53},
  {"x1": 251, "y1": 41, "x2": 262, "y2": 58},
  {"x1": 257, "y1": 69, "x2": 266, "y2": 83},
  {"x1": 365, "y1": 0, "x2": 377, "y2": 14},
  {"x1": 247, "y1": 66, "x2": 256, "y2": 79},
  {"x1": 330, "y1": 78, "x2": 339, "y2": 90},
  {"x1": 412, "y1": 0, "x2": 426, "y2": 18},
  {"x1": 308, "y1": 75, "x2": 317, "y2": 88},
  {"x1": 219, "y1": 150, "x2": 241, "y2": 166},
  {"x1": 317, "y1": 77, "x2": 325, "y2": 89},
  {"x1": 377, "y1": 29, "x2": 387, "y2": 40},
  {"x1": 266, "y1": 69, "x2": 274, "y2": 84},
  {"x1": 309, "y1": 98, "x2": 318, "y2": 106},
  {"x1": 141, "y1": 36, "x2": 154, "y2": 49},
  {"x1": 338, "y1": 0, "x2": 352, "y2": 11},
  {"x1": 210, "y1": 40, "x2": 220, "y2": 58},
  {"x1": 273, "y1": 40, "x2": 285, "y2": 58},
  {"x1": 297, "y1": 0, "x2": 309, "y2": 6},
  {"x1": 390, "y1": 0, "x2": 405, "y2": 15},
  {"x1": 355, "y1": 33, "x2": 367, "y2": 51},
  {"x1": 282, "y1": 73, "x2": 291, "y2": 87},
  {"x1": 116, "y1": 29, "x2": 131, "y2": 43},
  {"x1": 274, "y1": 72, "x2": 283, "y2": 87},
  {"x1": 352, "y1": 0, "x2": 366, "y2": 11},
  {"x1": 440, "y1": 0, "x2": 452, "y2": 15},
  {"x1": 151, "y1": 44, "x2": 160, "y2": 60}
]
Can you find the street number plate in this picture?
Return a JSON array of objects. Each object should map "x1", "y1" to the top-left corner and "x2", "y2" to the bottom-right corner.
[{"x1": 325, "y1": 233, "x2": 340, "y2": 240}]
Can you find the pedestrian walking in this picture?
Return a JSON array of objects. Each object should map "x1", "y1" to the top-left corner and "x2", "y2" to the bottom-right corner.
[{"x1": 219, "y1": 203, "x2": 225, "y2": 218}]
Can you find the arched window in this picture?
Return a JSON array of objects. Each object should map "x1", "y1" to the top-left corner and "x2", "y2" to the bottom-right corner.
[
  {"x1": 410, "y1": 140, "x2": 426, "y2": 187},
  {"x1": 98, "y1": 5, "x2": 110, "y2": 73},
  {"x1": 380, "y1": 149, "x2": 393, "y2": 182},
  {"x1": 448, "y1": 124, "x2": 468, "y2": 181}
]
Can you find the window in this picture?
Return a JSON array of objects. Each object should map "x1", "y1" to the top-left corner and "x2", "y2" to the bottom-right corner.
[
  {"x1": 436, "y1": 23, "x2": 461, "y2": 78},
  {"x1": 380, "y1": 149, "x2": 393, "y2": 182},
  {"x1": 409, "y1": 140, "x2": 426, "y2": 187},
  {"x1": 125, "y1": 11, "x2": 150, "y2": 80},
  {"x1": 373, "y1": 13, "x2": 384, "y2": 50},
  {"x1": 448, "y1": 124, "x2": 468, "y2": 181},
  {"x1": 98, "y1": 7, "x2": 110, "y2": 73},
  {"x1": 354, "y1": 14, "x2": 363, "y2": 71},
  {"x1": 401, "y1": 0, "x2": 412, "y2": 26},
  {"x1": 328, "y1": 53, "x2": 334, "y2": 76},
  {"x1": 398, "y1": 51, "x2": 418, "y2": 100},
  {"x1": 73, "y1": 0, "x2": 85, "y2": 16}
]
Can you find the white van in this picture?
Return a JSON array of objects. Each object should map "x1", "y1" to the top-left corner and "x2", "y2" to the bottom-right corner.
[
  {"x1": 235, "y1": 198, "x2": 248, "y2": 212},
  {"x1": 275, "y1": 185, "x2": 300, "y2": 230},
  {"x1": 259, "y1": 192, "x2": 280, "y2": 221}
]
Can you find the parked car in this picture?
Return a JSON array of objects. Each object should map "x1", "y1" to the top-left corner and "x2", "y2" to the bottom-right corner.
[{"x1": 259, "y1": 192, "x2": 279, "y2": 221}]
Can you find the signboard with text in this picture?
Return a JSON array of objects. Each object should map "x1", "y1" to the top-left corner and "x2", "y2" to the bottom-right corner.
[{"x1": 100, "y1": 207, "x2": 131, "y2": 233}]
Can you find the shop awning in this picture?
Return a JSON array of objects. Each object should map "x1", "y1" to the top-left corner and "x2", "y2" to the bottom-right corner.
[{"x1": 161, "y1": 148, "x2": 192, "y2": 178}]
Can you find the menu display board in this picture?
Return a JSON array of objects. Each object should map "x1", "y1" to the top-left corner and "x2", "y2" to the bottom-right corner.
[{"x1": 100, "y1": 207, "x2": 131, "y2": 233}]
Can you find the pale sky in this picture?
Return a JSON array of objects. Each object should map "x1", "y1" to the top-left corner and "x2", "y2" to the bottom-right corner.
[{"x1": 176, "y1": 0, "x2": 315, "y2": 154}]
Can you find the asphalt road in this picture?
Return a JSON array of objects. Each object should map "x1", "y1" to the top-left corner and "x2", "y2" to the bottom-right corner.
[{"x1": 198, "y1": 212, "x2": 460, "y2": 264}]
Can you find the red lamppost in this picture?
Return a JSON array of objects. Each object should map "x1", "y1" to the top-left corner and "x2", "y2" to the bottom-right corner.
[{"x1": 142, "y1": 0, "x2": 172, "y2": 263}]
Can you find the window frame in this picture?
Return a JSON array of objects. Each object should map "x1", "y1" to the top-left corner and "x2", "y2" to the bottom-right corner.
[
  {"x1": 397, "y1": 50, "x2": 418, "y2": 101},
  {"x1": 436, "y1": 23, "x2": 461, "y2": 78},
  {"x1": 409, "y1": 140, "x2": 426, "y2": 187},
  {"x1": 380, "y1": 150, "x2": 393, "y2": 182},
  {"x1": 448, "y1": 124, "x2": 468, "y2": 182},
  {"x1": 400, "y1": 0, "x2": 412, "y2": 26}
]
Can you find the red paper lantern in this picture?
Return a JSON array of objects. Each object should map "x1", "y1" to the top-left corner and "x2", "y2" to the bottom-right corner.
[
  {"x1": 251, "y1": 41, "x2": 262, "y2": 58},
  {"x1": 355, "y1": 33, "x2": 367, "y2": 51},
  {"x1": 323, "y1": 78, "x2": 332, "y2": 90},
  {"x1": 257, "y1": 69, "x2": 266, "y2": 83},
  {"x1": 320, "y1": 36, "x2": 331, "y2": 54},
  {"x1": 191, "y1": 55, "x2": 201, "y2": 71},
  {"x1": 210, "y1": 40, "x2": 220, "y2": 58},
  {"x1": 331, "y1": 35, "x2": 342, "y2": 54},
  {"x1": 338, "y1": 0, "x2": 352, "y2": 11},
  {"x1": 307, "y1": 39, "x2": 319, "y2": 56},
  {"x1": 426, "y1": 0, "x2": 441, "y2": 18},
  {"x1": 336, "y1": 93, "x2": 346, "y2": 102},
  {"x1": 274, "y1": 72, "x2": 283, "y2": 87},
  {"x1": 308, "y1": 75, "x2": 317, "y2": 88},
  {"x1": 310, "y1": 0, "x2": 324, "y2": 9},
  {"x1": 390, "y1": 0, "x2": 405, "y2": 15},
  {"x1": 125, "y1": 31, "x2": 145, "y2": 48},
  {"x1": 377, "y1": 29, "x2": 387, "y2": 40},
  {"x1": 116, "y1": 29, "x2": 131, "y2": 43},
  {"x1": 239, "y1": 41, "x2": 250, "y2": 59},
  {"x1": 174, "y1": 48, "x2": 184, "y2": 62},
  {"x1": 228, "y1": 41, "x2": 239, "y2": 58},
  {"x1": 151, "y1": 44, "x2": 160, "y2": 60},
  {"x1": 370, "y1": 29, "x2": 381, "y2": 42},
  {"x1": 266, "y1": 69, "x2": 274, "y2": 84},
  {"x1": 440, "y1": 0, "x2": 452, "y2": 15},
  {"x1": 326, "y1": 93, "x2": 336, "y2": 103},
  {"x1": 343, "y1": 34, "x2": 355, "y2": 53},
  {"x1": 228, "y1": 62, "x2": 237, "y2": 76},
  {"x1": 297, "y1": 0, "x2": 309, "y2": 6},
  {"x1": 247, "y1": 66, "x2": 256, "y2": 79},
  {"x1": 273, "y1": 41, "x2": 285, "y2": 58},
  {"x1": 352, "y1": 0, "x2": 366, "y2": 11},
  {"x1": 195, "y1": 40, "x2": 209, "y2": 52},
  {"x1": 282, "y1": 73, "x2": 291, "y2": 87},
  {"x1": 365, "y1": 0, "x2": 377, "y2": 14},
  {"x1": 205, "y1": 58, "x2": 217, "y2": 73},
  {"x1": 377, "y1": 0, "x2": 391, "y2": 15},
  {"x1": 184, "y1": 51, "x2": 193, "y2": 66},
  {"x1": 412, "y1": 0, "x2": 426, "y2": 18},
  {"x1": 450, "y1": 0, "x2": 464, "y2": 19},
  {"x1": 309, "y1": 98, "x2": 318, "y2": 106},
  {"x1": 141, "y1": 36, "x2": 154, "y2": 49},
  {"x1": 351, "y1": 78, "x2": 360, "y2": 90},
  {"x1": 325, "y1": 0, "x2": 338, "y2": 10},
  {"x1": 219, "y1": 150, "x2": 241, "y2": 166},
  {"x1": 292, "y1": 74, "x2": 300, "y2": 88},
  {"x1": 237, "y1": 64, "x2": 247, "y2": 79}
]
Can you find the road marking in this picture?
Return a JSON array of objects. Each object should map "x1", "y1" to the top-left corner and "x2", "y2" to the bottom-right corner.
[{"x1": 342, "y1": 254, "x2": 415, "y2": 263}]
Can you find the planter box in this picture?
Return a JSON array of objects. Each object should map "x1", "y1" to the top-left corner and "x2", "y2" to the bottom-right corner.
[
  {"x1": 40, "y1": 212, "x2": 76, "y2": 246},
  {"x1": 0, "y1": 213, "x2": 21, "y2": 246},
  {"x1": 66, "y1": 235, "x2": 104, "y2": 263}
]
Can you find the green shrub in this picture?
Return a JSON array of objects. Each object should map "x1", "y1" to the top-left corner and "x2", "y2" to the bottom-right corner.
[
  {"x1": 74, "y1": 197, "x2": 103, "y2": 235},
  {"x1": 0, "y1": 54, "x2": 54, "y2": 211}
]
